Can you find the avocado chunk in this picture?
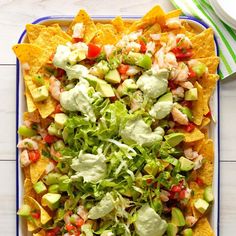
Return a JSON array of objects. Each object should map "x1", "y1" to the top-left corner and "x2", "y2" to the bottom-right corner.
[
  {"x1": 136, "y1": 54, "x2": 152, "y2": 69},
  {"x1": 48, "y1": 184, "x2": 59, "y2": 193},
  {"x1": 171, "y1": 207, "x2": 185, "y2": 227},
  {"x1": 42, "y1": 193, "x2": 61, "y2": 210},
  {"x1": 33, "y1": 181, "x2": 47, "y2": 194},
  {"x1": 85, "y1": 74, "x2": 107, "y2": 87},
  {"x1": 31, "y1": 85, "x2": 49, "y2": 102},
  {"x1": 144, "y1": 160, "x2": 159, "y2": 176},
  {"x1": 59, "y1": 175, "x2": 71, "y2": 192},
  {"x1": 17, "y1": 204, "x2": 31, "y2": 217},
  {"x1": 68, "y1": 49, "x2": 86, "y2": 65},
  {"x1": 179, "y1": 156, "x2": 194, "y2": 171},
  {"x1": 181, "y1": 228, "x2": 193, "y2": 236},
  {"x1": 158, "y1": 92, "x2": 173, "y2": 102},
  {"x1": 167, "y1": 223, "x2": 178, "y2": 236},
  {"x1": 96, "y1": 82, "x2": 115, "y2": 97},
  {"x1": 18, "y1": 125, "x2": 36, "y2": 138},
  {"x1": 53, "y1": 140, "x2": 65, "y2": 151},
  {"x1": 124, "y1": 52, "x2": 152, "y2": 69},
  {"x1": 32, "y1": 75, "x2": 45, "y2": 86},
  {"x1": 204, "y1": 186, "x2": 214, "y2": 203},
  {"x1": 164, "y1": 133, "x2": 185, "y2": 147},
  {"x1": 43, "y1": 172, "x2": 62, "y2": 185},
  {"x1": 105, "y1": 69, "x2": 121, "y2": 84},
  {"x1": 55, "y1": 113, "x2": 68, "y2": 129},
  {"x1": 117, "y1": 79, "x2": 138, "y2": 96},
  {"x1": 180, "y1": 107, "x2": 193, "y2": 121},
  {"x1": 185, "y1": 88, "x2": 198, "y2": 101},
  {"x1": 48, "y1": 123, "x2": 62, "y2": 137},
  {"x1": 194, "y1": 198, "x2": 209, "y2": 214},
  {"x1": 192, "y1": 62, "x2": 206, "y2": 77}
]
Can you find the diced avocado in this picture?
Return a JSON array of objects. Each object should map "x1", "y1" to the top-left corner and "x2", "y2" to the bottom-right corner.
[
  {"x1": 192, "y1": 62, "x2": 206, "y2": 77},
  {"x1": 17, "y1": 204, "x2": 31, "y2": 217},
  {"x1": 179, "y1": 156, "x2": 194, "y2": 171},
  {"x1": 158, "y1": 92, "x2": 173, "y2": 103},
  {"x1": 181, "y1": 228, "x2": 193, "y2": 236},
  {"x1": 171, "y1": 207, "x2": 185, "y2": 227},
  {"x1": 117, "y1": 79, "x2": 138, "y2": 96},
  {"x1": 90, "y1": 60, "x2": 109, "y2": 78},
  {"x1": 194, "y1": 198, "x2": 209, "y2": 214},
  {"x1": 48, "y1": 184, "x2": 59, "y2": 193},
  {"x1": 85, "y1": 74, "x2": 107, "y2": 88},
  {"x1": 144, "y1": 160, "x2": 159, "y2": 176},
  {"x1": 167, "y1": 223, "x2": 178, "y2": 236},
  {"x1": 48, "y1": 123, "x2": 62, "y2": 137},
  {"x1": 68, "y1": 49, "x2": 86, "y2": 65},
  {"x1": 53, "y1": 140, "x2": 65, "y2": 151},
  {"x1": 59, "y1": 176, "x2": 71, "y2": 192},
  {"x1": 55, "y1": 113, "x2": 68, "y2": 129},
  {"x1": 204, "y1": 186, "x2": 214, "y2": 203},
  {"x1": 105, "y1": 69, "x2": 121, "y2": 84},
  {"x1": 42, "y1": 193, "x2": 61, "y2": 210},
  {"x1": 33, "y1": 181, "x2": 47, "y2": 194},
  {"x1": 64, "y1": 83, "x2": 76, "y2": 91},
  {"x1": 57, "y1": 162, "x2": 69, "y2": 174},
  {"x1": 164, "y1": 133, "x2": 185, "y2": 147},
  {"x1": 185, "y1": 88, "x2": 198, "y2": 101},
  {"x1": 31, "y1": 85, "x2": 49, "y2": 102},
  {"x1": 96, "y1": 82, "x2": 115, "y2": 97},
  {"x1": 136, "y1": 54, "x2": 152, "y2": 69},
  {"x1": 124, "y1": 52, "x2": 152, "y2": 69},
  {"x1": 32, "y1": 75, "x2": 45, "y2": 86},
  {"x1": 180, "y1": 107, "x2": 193, "y2": 121},
  {"x1": 18, "y1": 125, "x2": 36, "y2": 137},
  {"x1": 43, "y1": 172, "x2": 62, "y2": 185}
]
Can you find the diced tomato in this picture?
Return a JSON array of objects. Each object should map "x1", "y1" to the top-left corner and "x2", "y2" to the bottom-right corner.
[
  {"x1": 73, "y1": 37, "x2": 83, "y2": 43},
  {"x1": 188, "y1": 68, "x2": 196, "y2": 78},
  {"x1": 75, "y1": 218, "x2": 84, "y2": 227},
  {"x1": 153, "y1": 182, "x2": 158, "y2": 188},
  {"x1": 168, "y1": 79, "x2": 177, "y2": 90},
  {"x1": 46, "y1": 231, "x2": 56, "y2": 236},
  {"x1": 171, "y1": 185, "x2": 181, "y2": 193},
  {"x1": 205, "y1": 111, "x2": 212, "y2": 118},
  {"x1": 109, "y1": 96, "x2": 118, "y2": 103},
  {"x1": 55, "y1": 68, "x2": 65, "y2": 78},
  {"x1": 181, "y1": 100, "x2": 192, "y2": 109},
  {"x1": 31, "y1": 211, "x2": 40, "y2": 219},
  {"x1": 185, "y1": 122, "x2": 195, "y2": 132},
  {"x1": 172, "y1": 48, "x2": 193, "y2": 60},
  {"x1": 118, "y1": 64, "x2": 129, "y2": 75},
  {"x1": 139, "y1": 40, "x2": 147, "y2": 53},
  {"x1": 195, "y1": 177, "x2": 204, "y2": 187},
  {"x1": 66, "y1": 223, "x2": 76, "y2": 232},
  {"x1": 87, "y1": 43, "x2": 101, "y2": 58},
  {"x1": 54, "y1": 104, "x2": 62, "y2": 114},
  {"x1": 44, "y1": 134, "x2": 58, "y2": 144},
  {"x1": 179, "y1": 189, "x2": 186, "y2": 200},
  {"x1": 29, "y1": 150, "x2": 40, "y2": 163},
  {"x1": 146, "y1": 179, "x2": 153, "y2": 185}
]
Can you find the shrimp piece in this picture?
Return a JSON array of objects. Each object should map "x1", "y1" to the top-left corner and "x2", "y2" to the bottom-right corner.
[
  {"x1": 175, "y1": 62, "x2": 189, "y2": 82},
  {"x1": 155, "y1": 48, "x2": 178, "y2": 69},
  {"x1": 171, "y1": 107, "x2": 188, "y2": 125},
  {"x1": 17, "y1": 138, "x2": 38, "y2": 150},
  {"x1": 176, "y1": 34, "x2": 192, "y2": 49},
  {"x1": 45, "y1": 161, "x2": 56, "y2": 174},
  {"x1": 49, "y1": 76, "x2": 61, "y2": 101},
  {"x1": 184, "y1": 148, "x2": 199, "y2": 160},
  {"x1": 166, "y1": 18, "x2": 182, "y2": 29},
  {"x1": 172, "y1": 87, "x2": 184, "y2": 98},
  {"x1": 20, "y1": 150, "x2": 31, "y2": 167},
  {"x1": 194, "y1": 154, "x2": 204, "y2": 170},
  {"x1": 179, "y1": 81, "x2": 194, "y2": 89},
  {"x1": 126, "y1": 66, "x2": 141, "y2": 76},
  {"x1": 50, "y1": 145, "x2": 61, "y2": 159},
  {"x1": 165, "y1": 33, "x2": 177, "y2": 52},
  {"x1": 146, "y1": 41, "x2": 156, "y2": 55},
  {"x1": 77, "y1": 205, "x2": 88, "y2": 221},
  {"x1": 186, "y1": 216, "x2": 197, "y2": 227},
  {"x1": 160, "y1": 190, "x2": 170, "y2": 202},
  {"x1": 103, "y1": 44, "x2": 115, "y2": 58},
  {"x1": 165, "y1": 52, "x2": 178, "y2": 68}
]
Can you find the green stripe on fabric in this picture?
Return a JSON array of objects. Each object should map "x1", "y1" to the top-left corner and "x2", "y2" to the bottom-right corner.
[
  {"x1": 219, "y1": 48, "x2": 233, "y2": 74},
  {"x1": 192, "y1": 0, "x2": 236, "y2": 62},
  {"x1": 170, "y1": 0, "x2": 179, "y2": 9},
  {"x1": 219, "y1": 70, "x2": 223, "y2": 79},
  {"x1": 200, "y1": 0, "x2": 212, "y2": 9}
]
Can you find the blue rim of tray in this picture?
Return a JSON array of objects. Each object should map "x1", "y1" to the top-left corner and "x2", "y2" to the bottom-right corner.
[{"x1": 16, "y1": 15, "x2": 220, "y2": 236}]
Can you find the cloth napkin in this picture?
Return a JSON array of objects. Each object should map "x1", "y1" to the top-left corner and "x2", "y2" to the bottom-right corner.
[{"x1": 170, "y1": 0, "x2": 236, "y2": 78}]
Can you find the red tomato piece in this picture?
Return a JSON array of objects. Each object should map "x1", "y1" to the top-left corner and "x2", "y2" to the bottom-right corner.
[
  {"x1": 109, "y1": 96, "x2": 118, "y2": 103},
  {"x1": 205, "y1": 111, "x2": 212, "y2": 118},
  {"x1": 46, "y1": 231, "x2": 56, "y2": 236},
  {"x1": 66, "y1": 223, "x2": 75, "y2": 232},
  {"x1": 76, "y1": 218, "x2": 84, "y2": 227},
  {"x1": 54, "y1": 104, "x2": 62, "y2": 114},
  {"x1": 188, "y1": 68, "x2": 197, "y2": 78},
  {"x1": 172, "y1": 48, "x2": 193, "y2": 60},
  {"x1": 179, "y1": 189, "x2": 186, "y2": 200},
  {"x1": 31, "y1": 211, "x2": 40, "y2": 219},
  {"x1": 29, "y1": 150, "x2": 40, "y2": 163},
  {"x1": 44, "y1": 134, "x2": 58, "y2": 144},
  {"x1": 185, "y1": 122, "x2": 195, "y2": 132},
  {"x1": 87, "y1": 43, "x2": 101, "y2": 58},
  {"x1": 146, "y1": 179, "x2": 153, "y2": 185},
  {"x1": 73, "y1": 37, "x2": 83, "y2": 43},
  {"x1": 153, "y1": 182, "x2": 158, "y2": 188},
  {"x1": 181, "y1": 100, "x2": 192, "y2": 109},
  {"x1": 168, "y1": 79, "x2": 177, "y2": 90},
  {"x1": 139, "y1": 40, "x2": 147, "y2": 53},
  {"x1": 196, "y1": 177, "x2": 204, "y2": 187},
  {"x1": 55, "y1": 68, "x2": 65, "y2": 78},
  {"x1": 171, "y1": 185, "x2": 181, "y2": 193},
  {"x1": 118, "y1": 64, "x2": 129, "y2": 75}
]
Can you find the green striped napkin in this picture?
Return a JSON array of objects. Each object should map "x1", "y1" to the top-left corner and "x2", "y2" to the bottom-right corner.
[{"x1": 170, "y1": 0, "x2": 236, "y2": 78}]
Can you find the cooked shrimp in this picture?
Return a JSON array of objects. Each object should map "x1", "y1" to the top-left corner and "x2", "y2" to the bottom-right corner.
[
  {"x1": 146, "y1": 41, "x2": 156, "y2": 55},
  {"x1": 49, "y1": 76, "x2": 61, "y2": 101},
  {"x1": 77, "y1": 205, "x2": 88, "y2": 221},
  {"x1": 171, "y1": 107, "x2": 188, "y2": 125},
  {"x1": 50, "y1": 145, "x2": 61, "y2": 159},
  {"x1": 166, "y1": 18, "x2": 182, "y2": 29},
  {"x1": 179, "y1": 81, "x2": 194, "y2": 89},
  {"x1": 160, "y1": 190, "x2": 170, "y2": 202},
  {"x1": 155, "y1": 48, "x2": 178, "y2": 69},
  {"x1": 194, "y1": 154, "x2": 204, "y2": 170},
  {"x1": 126, "y1": 66, "x2": 141, "y2": 76},
  {"x1": 20, "y1": 150, "x2": 31, "y2": 167},
  {"x1": 184, "y1": 148, "x2": 199, "y2": 160},
  {"x1": 165, "y1": 33, "x2": 177, "y2": 52},
  {"x1": 103, "y1": 44, "x2": 115, "y2": 58},
  {"x1": 172, "y1": 87, "x2": 184, "y2": 98},
  {"x1": 186, "y1": 216, "x2": 197, "y2": 227},
  {"x1": 17, "y1": 138, "x2": 38, "y2": 150},
  {"x1": 175, "y1": 62, "x2": 189, "y2": 82},
  {"x1": 176, "y1": 34, "x2": 192, "y2": 49},
  {"x1": 45, "y1": 161, "x2": 56, "y2": 174}
]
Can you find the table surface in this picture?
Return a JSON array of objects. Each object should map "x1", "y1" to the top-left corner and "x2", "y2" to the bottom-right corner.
[{"x1": 1, "y1": 0, "x2": 236, "y2": 235}]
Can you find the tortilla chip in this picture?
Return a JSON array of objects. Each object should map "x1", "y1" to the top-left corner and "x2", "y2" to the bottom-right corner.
[
  {"x1": 33, "y1": 229, "x2": 46, "y2": 236},
  {"x1": 24, "y1": 178, "x2": 36, "y2": 198},
  {"x1": 12, "y1": 44, "x2": 47, "y2": 74},
  {"x1": 184, "y1": 128, "x2": 205, "y2": 143},
  {"x1": 24, "y1": 196, "x2": 51, "y2": 225},
  {"x1": 26, "y1": 24, "x2": 46, "y2": 43},
  {"x1": 49, "y1": 24, "x2": 72, "y2": 41},
  {"x1": 67, "y1": 9, "x2": 97, "y2": 43},
  {"x1": 30, "y1": 156, "x2": 49, "y2": 184},
  {"x1": 165, "y1": 9, "x2": 182, "y2": 19},
  {"x1": 27, "y1": 220, "x2": 39, "y2": 232},
  {"x1": 142, "y1": 5, "x2": 166, "y2": 26},
  {"x1": 181, "y1": 21, "x2": 196, "y2": 33},
  {"x1": 200, "y1": 117, "x2": 211, "y2": 130},
  {"x1": 36, "y1": 96, "x2": 56, "y2": 119},
  {"x1": 197, "y1": 159, "x2": 214, "y2": 185},
  {"x1": 25, "y1": 86, "x2": 37, "y2": 112},
  {"x1": 193, "y1": 217, "x2": 214, "y2": 236},
  {"x1": 191, "y1": 28, "x2": 216, "y2": 58},
  {"x1": 197, "y1": 57, "x2": 219, "y2": 74},
  {"x1": 23, "y1": 166, "x2": 31, "y2": 179},
  {"x1": 112, "y1": 16, "x2": 126, "y2": 33},
  {"x1": 192, "y1": 82, "x2": 204, "y2": 125},
  {"x1": 23, "y1": 111, "x2": 41, "y2": 123},
  {"x1": 199, "y1": 74, "x2": 219, "y2": 115},
  {"x1": 199, "y1": 139, "x2": 214, "y2": 162},
  {"x1": 143, "y1": 23, "x2": 162, "y2": 40}
]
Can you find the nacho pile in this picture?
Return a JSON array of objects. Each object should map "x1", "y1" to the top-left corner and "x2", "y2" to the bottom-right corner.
[{"x1": 14, "y1": 5, "x2": 219, "y2": 236}]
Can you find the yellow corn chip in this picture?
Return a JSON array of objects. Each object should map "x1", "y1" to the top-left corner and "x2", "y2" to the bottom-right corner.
[
  {"x1": 24, "y1": 178, "x2": 36, "y2": 198},
  {"x1": 30, "y1": 156, "x2": 49, "y2": 184},
  {"x1": 143, "y1": 5, "x2": 166, "y2": 26},
  {"x1": 184, "y1": 127, "x2": 205, "y2": 143},
  {"x1": 26, "y1": 24, "x2": 46, "y2": 43},
  {"x1": 25, "y1": 86, "x2": 37, "y2": 112},
  {"x1": 191, "y1": 28, "x2": 216, "y2": 58},
  {"x1": 197, "y1": 57, "x2": 219, "y2": 74},
  {"x1": 199, "y1": 139, "x2": 214, "y2": 162},
  {"x1": 165, "y1": 9, "x2": 182, "y2": 19},
  {"x1": 12, "y1": 44, "x2": 47, "y2": 74},
  {"x1": 24, "y1": 196, "x2": 51, "y2": 225},
  {"x1": 192, "y1": 81, "x2": 204, "y2": 125},
  {"x1": 36, "y1": 96, "x2": 56, "y2": 119},
  {"x1": 200, "y1": 117, "x2": 211, "y2": 130},
  {"x1": 182, "y1": 21, "x2": 196, "y2": 33},
  {"x1": 143, "y1": 23, "x2": 162, "y2": 40},
  {"x1": 49, "y1": 24, "x2": 72, "y2": 41},
  {"x1": 197, "y1": 160, "x2": 214, "y2": 185},
  {"x1": 33, "y1": 230, "x2": 46, "y2": 236},
  {"x1": 112, "y1": 16, "x2": 126, "y2": 33},
  {"x1": 193, "y1": 217, "x2": 214, "y2": 236},
  {"x1": 23, "y1": 166, "x2": 31, "y2": 179},
  {"x1": 23, "y1": 111, "x2": 41, "y2": 123},
  {"x1": 68, "y1": 9, "x2": 97, "y2": 43},
  {"x1": 27, "y1": 220, "x2": 39, "y2": 232}
]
